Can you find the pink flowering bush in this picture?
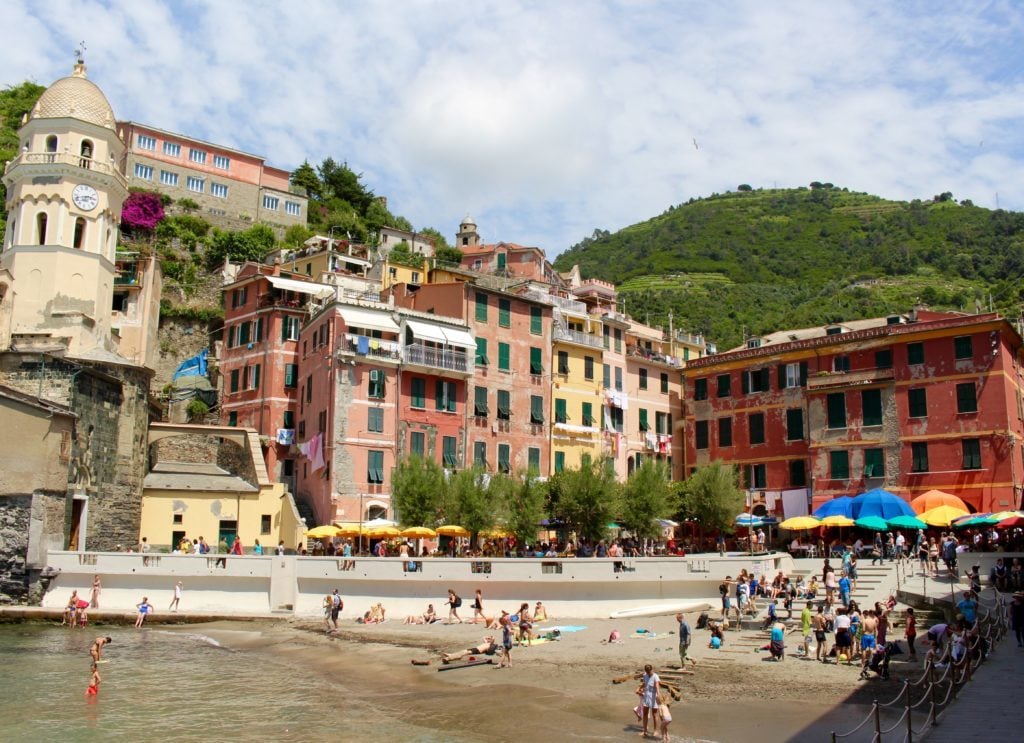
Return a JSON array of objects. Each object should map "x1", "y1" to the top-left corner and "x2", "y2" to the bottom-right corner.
[{"x1": 122, "y1": 191, "x2": 166, "y2": 232}]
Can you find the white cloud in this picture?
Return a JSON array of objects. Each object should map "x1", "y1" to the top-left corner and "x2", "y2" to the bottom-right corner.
[{"x1": 4, "y1": 0, "x2": 1023, "y2": 256}]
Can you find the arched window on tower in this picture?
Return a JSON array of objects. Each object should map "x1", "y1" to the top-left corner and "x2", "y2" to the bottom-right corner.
[
  {"x1": 74, "y1": 218, "x2": 86, "y2": 249},
  {"x1": 80, "y1": 140, "x2": 93, "y2": 158},
  {"x1": 36, "y1": 213, "x2": 48, "y2": 245},
  {"x1": 45, "y1": 135, "x2": 58, "y2": 153}
]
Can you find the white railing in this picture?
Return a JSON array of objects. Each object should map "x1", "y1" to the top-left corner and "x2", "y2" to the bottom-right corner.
[
  {"x1": 404, "y1": 344, "x2": 470, "y2": 373},
  {"x1": 553, "y1": 325, "x2": 604, "y2": 349},
  {"x1": 6, "y1": 151, "x2": 127, "y2": 187}
]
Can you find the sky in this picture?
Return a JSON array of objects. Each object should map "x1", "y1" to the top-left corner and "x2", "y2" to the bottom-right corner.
[{"x1": 5, "y1": 0, "x2": 1024, "y2": 257}]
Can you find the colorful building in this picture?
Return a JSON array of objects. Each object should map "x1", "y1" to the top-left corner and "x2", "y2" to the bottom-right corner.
[{"x1": 683, "y1": 309, "x2": 1024, "y2": 515}]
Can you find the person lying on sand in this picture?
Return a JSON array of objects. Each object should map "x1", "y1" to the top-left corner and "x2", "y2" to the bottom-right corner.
[
  {"x1": 361, "y1": 603, "x2": 386, "y2": 624},
  {"x1": 441, "y1": 636, "x2": 498, "y2": 663},
  {"x1": 403, "y1": 604, "x2": 438, "y2": 625}
]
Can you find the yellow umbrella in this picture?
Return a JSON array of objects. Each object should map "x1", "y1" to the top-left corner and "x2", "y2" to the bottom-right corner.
[
  {"x1": 399, "y1": 526, "x2": 437, "y2": 538},
  {"x1": 910, "y1": 490, "x2": 968, "y2": 515},
  {"x1": 989, "y1": 510, "x2": 1022, "y2": 522},
  {"x1": 919, "y1": 505, "x2": 970, "y2": 527},
  {"x1": 779, "y1": 516, "x2": 821, "y2": 530},
  {"x1": 480, "y1": 527, "x2": 512, "y2": 538},
  {"x1": 436, "y1": 524, "x2": 470, "y2": 537},
  {"x1": 819, "y1": 515, "x2": 855, "y2": 527},
  {"x1": 305, "y1": 525, "x2": 342, "y2": 538},
  {"x1": 367, "y1": 525, "x2": 401, "y2": 538}
]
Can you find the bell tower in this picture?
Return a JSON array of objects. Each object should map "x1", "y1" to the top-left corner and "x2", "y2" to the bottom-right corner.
[
  {"x1": 0, "y1": 58, "x2": 127, "y2": 356},
  {"x1": 456, "y1": 214, "x2": 480, "y2": 248}
]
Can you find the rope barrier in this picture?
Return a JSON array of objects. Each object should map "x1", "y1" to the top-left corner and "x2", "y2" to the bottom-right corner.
[{"x1": 879, "y1": 710, "x2": 909, "y2": 735}]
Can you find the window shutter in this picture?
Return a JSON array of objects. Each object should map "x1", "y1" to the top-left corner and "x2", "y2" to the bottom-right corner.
[
  {"x1": 800, "y1": 362, "x2": 809, "y2": 386},
  {"x1": 741, "y1": 371, "x2": 749, "y2": 395},
  {"x1": 777, "y1": 364, "x2": 786, "y2": 389},
  {"x1": 435, "y1": 380, "x2": 445, "y2": 410}
]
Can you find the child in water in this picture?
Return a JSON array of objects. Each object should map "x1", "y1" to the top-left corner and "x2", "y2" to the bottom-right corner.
[{"x1": 86, "y1": 662, "x2": 100, "y2": 696}]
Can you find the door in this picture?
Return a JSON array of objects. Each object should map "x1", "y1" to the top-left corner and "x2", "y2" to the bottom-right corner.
[
  {"x1": 218, "y1": 520, "x2": 238, "y2": 552},
  {"x1": 68, "y1": 498, "x2": 85, "y2": 551}
]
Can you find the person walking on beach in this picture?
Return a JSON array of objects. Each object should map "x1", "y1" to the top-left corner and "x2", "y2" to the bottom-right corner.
[
  {"x1": 90, "y1": 636, "x2": 112, "y2": 662},
  {"x1": 169, "y1": 581, "x2": 183, "y2": 612},
  {"x1": 1010, "y1": 592, "x2": 1024, "y2": 647},
  {"x1": 90, "y1": 575, "x2": 101, "y2": 609},
  {"x1": 446, "y1": 589, "x2": 463, "y2": 624},
  {"x1": 330, "y1": 589, "x2": 343, "y2": 631},
  {"x1": 134, "y1": 597, "x2": 153, "y2": 628},
  {"x1": 657, "y1": 691, "x2": 673, "y2": 742},
  {"x1": 472, "y1": 589, "x2": 485, "y2": 624},
  {"x1": 676, "y1": 612, "x2": 692, "y2": 667},
  {"x1": 497, "y1": 615, "x2": 514, "y2": 668},
  {"x1": 639, "y1": 664, "x2": 660, "y2": 738}
]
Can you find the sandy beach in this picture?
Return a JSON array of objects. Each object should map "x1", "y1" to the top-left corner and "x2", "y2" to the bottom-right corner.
[{"x1": 191, "y1": 610, "x2": 911, "y2": 743}]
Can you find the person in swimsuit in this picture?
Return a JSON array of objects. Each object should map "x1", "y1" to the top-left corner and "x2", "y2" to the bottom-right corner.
[
  {"x1": 472, "y1": 590, "x2": 485, "y2": 624},
  {"x1": 63, "y1": 591, "x2": 79, "y2": 626},
  {"x1": 169, "y1": 581, "x2": 183, "y2": 612},
  {"x1": 134, "y1": 597, "x2": 153, "y2": 628},
  {"x1": 90, "y1": 575, "x2": 101, "y2": 609},
  {"x1": 90, "y1": 636, "x2": 112, "y2": 662},
  {"x1": 858, "y1": 610, "x2": 878, "y2": 678},
  {"x1": 86, "y1": 662, "x2": 100, "y2": 696},
  {"x1": 441, "y1": 636, "x2": 498, "y2": 663},
  {"x1": 813, "y1": 606, "x2": 829, "y2": 662},
  {"x1": 498, "y1": 616, "x2": 514, "y2": 668}
]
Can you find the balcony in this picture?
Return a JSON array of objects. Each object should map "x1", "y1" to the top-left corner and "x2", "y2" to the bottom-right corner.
[
  {"x1": 807, "y1": 367, "x2": 896, "y2": 390},
  {"x1": 403, "y1": 344, "x2": 471, "y2": 375},
  {"x1": 340, "y1": 334, "x2": 401, "y2": 362},
  {"x1": 627, "y1": 344, "x2": 683, "y2": 368},
  {"x1": 553, "y1": 325, "x2": 604, "y2": 349},
  {"x1": 5, "y1": 151, "x2": 127, "y2": 188}
]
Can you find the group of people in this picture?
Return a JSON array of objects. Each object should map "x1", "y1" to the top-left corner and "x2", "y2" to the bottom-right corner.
[{"x1": 634, "y1": 664, "x2": 673, "y2": 741}]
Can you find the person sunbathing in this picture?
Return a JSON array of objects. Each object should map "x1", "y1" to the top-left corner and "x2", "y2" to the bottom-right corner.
[
  {"x1": 404, "y1": 604, "x2": 437, "y2": 624},
  {"x1": 533, "y1": 601, "x2": 549, "y2": 623},
  {"x1": 362, "y1": 603, "x2": 386, "y2": 624},
  {"x1": 442, "y1": 636, "x2": 499, "y2": 663}
]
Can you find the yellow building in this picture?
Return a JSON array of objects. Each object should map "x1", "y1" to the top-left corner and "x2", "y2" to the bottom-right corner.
[
  {"x1": 139, "y1": 423, "x2": 306, "y2": 552},
  {"x1": 279, "y1": 235, "x2": 373, "y2": 279}
]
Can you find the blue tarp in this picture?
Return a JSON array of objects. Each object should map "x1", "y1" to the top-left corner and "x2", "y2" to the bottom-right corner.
[{"x1": 172, "y1": 348, "x2": 208, "y2": 381}]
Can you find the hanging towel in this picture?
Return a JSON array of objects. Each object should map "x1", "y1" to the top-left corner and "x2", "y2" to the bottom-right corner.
[
  {"x1": 370, "y1": 339, "x2": 380, "y2": 350},
  {"x1": 357, "y1": 336, "x2": 370, "y2": 355}
]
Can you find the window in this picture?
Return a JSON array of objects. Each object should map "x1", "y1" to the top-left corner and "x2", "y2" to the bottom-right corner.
[
  {"x1": 614, "y1": 328, "x2": 622, "y2": 353},
  {"x1": 284, "y1": 364, "x2": 297, "y2": 388},
  {"x1": 827, "y1": 392, "x2": 847, "y2": 429},
  {"x1": 475, "y1": 337, "x2": 488, "y2": 366},
  {"x1": 639, "y1": 368, "x2": 648, "y2": 389},
  {"x1": 718, "y1": 417, "x2": 733, "y2": 447},
  {"x1": 163, "y1": 141, "x2": 180, "y2": 157},
  {"x1": 864, "y1": 448, "x2": 885, "y2": 478},
  {"x1": 474, "y1": 441, "x2": 487, "y2": 467},
  {"x1": 248, "y1": 364, "x2": 261, "y2": 389},
  {"x1": 411, "y1": 377, "x2": 426, "y2": 408},
  {"x1": 282, "y1": 316, "x2": 299, "y2": 341},
  {"x1": 489, "y1": 390, "x2": 509, "y2": 421},
  {"x1": 189, "y1": 148, "x2": 207, "y2": 164},
  {"x1": 474, "y1": 386, "x2": 488, "y2": 417},
  {"x1": 160, "y1": 170, "x2": 178, "y2": 186},
  {"x1": 228, "y1": 411, "x2": 237, "y2": 426},
  {"x1": 285, "y1": 201, "x2": 301, "y2": 216},
  {"x1": 748, "y1": 464, "x2": 767, "y2": 490},
  {"x1": 862, "y1": 388, "x2": 882, "y2": 426},
  {"x1": 956, "y1": 382, "x2": 977, "y2": 413},
  {"x1": 656, "y1": 411, "x2": 671, "y2": 435},
  {"x1": 954, "y1": 336, "x2": 973, "y2": 360},
  {"x1": 283, "y1": 410, "x2": 294, "y2": 429},
  {"x1": 609, "y1": 406, "x2": 624, "y2": 433},
  {"x1": 435, "y1": 380, "x2": 456, "y2": 412},
  {"x1": 475, "y1": 292, "x2": 488, "y2": 322},
  {"x1": 186, "y1": 176, "x2": 204, "y2": 193},
  {"x1": 261, "y1": 514, "x2": 272, "y2": 534},
  {"x1": 832, "y1": 356, "x2": 850, "y2": 373},
  {"x1": 603, "y1": 364, "x2": 611, "y2": 389},
  {"x1": 73, "y1": 218, "x2": 85, "y2": 249},
  {"x1": 716, "y1": 374, "x2": 731, "y2": 397},
  {"x1": 907, "y1": 342, "x2": 925, "y2": 365},
  {"x1": 962, "y1": 439, "x2": 982, "y2": 469},
  {"x1": 367, "y1": 450, "x2": 384, "y2": 483},
  {"x1": 582, "y1": 402, "x2": 594, "y2": 427},
  {"x1": 211, "y1": 183, "x2": 229, "y2": 198},
  {"x1": 498, "y1": 298, "x2": 511, "y2": 327},
  {"x1": 786, "y1": 408, "x2": 804, "y2": 440},
  {"x1": 498, "y1": 343, "x2": 511, "y2": 371},
  {"x1": 305, "y1": 375, "x2": 312, "y2": 402},
  {"x1": 530, "y1": 347, "x2": 543, "y2": 374},
  {"x1": 585, "y1": 356, "x2": 595, "y2": 381},
  {"x1": 661, "y1": 372, "x2": 669, "y2": 394},
  {"x1": 367, "y1": 407, "x2": 384, "y2": 433},
  {"x1": 908, "y1": 388, "x2": 927, "y2": 418},
  {"x1": 442, "y1": 436, "x2": 458, "y2": 468},
  {"x1": 742, "y1": 368, "x2": 770, "y2": 393},
  {"x1": 911, "y1": 442, "x2": 929, "y2": 472},
  {"x1": 263, "y1": 195, "x2": 279, "y2": 210},
  {"x1": 45, "y1": 135, "x2": 58, "y2": 152},
  {"x1": 790, "y1": 460, "x2": 807, "y2": 487},
  {"x1": 497, "y1": 252, "x2": 507, "y2": 270},
  {"x1": 555, "y1": 398, "x2": 568, "y2": 424},
  {"x1": 134, "y1": 163, "x2": 153, "y2": 180},
  {"x1": 530, "y1": 395, "x2": 544, "y2": 424},
  {"x1": 497, "y1": 444, "x2": 511, "y2": 473},
  {"x1": 137, "y1": 134, "x2": 156, "y2": 150},
  {"x1": 213, "y1": 154, "x2": 230, "y2": 169},
  {"x1": 232, "y1": 287, "x2": 248, "y2": 308},
  {"x1": 528, "y1": 447, "x2": 540, "y2": 473},
  {"x1": 554, "y1": 451, "x2": 565, "y2": 473},
  {"x1": 615, "y1": 367, "x2": 623, "y2": 391},
  {"x1": 694, "y1": 378, "x2": 708, "y2": 401},
  {"x1": 557, "y1": 350, "x2": 569, "y2": 375},
  {"x1": 875, "y1": 349, "x2": 892, "y2": 369},
  {"x1": 368, "y1": 369, "x2": 385, "y2": 399},
  {"x1": 409, "y1": 431, "x2": 425, "y2": 458},
  {"x1": 530, "y1": 306, "x2": 542, "y2": 335},
  {"x1": 695, "y1": 420, "x2": 709, "y2": 449},
  {"x1": 748, "y1": 413, "x2": 765, "y2": 445},
  {"x1": 830, "y1": 450, "x2": 850, "y2": 479},
  {"x1": 639, "y1": 408, "x2": 649, "y2": 431},
  {"x1": 230, "y1": 369, "x2": 239, "y2": 393},
  {"x1": 781, "y1": 362, "x2": 807, "y2": 389}
]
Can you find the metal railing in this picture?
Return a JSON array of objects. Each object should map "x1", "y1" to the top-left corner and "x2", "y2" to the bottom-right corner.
[
  {"x1": 404, "y1": 344, "x2": 470, "y2": 373},
  {"x1": 553, "y1": 325, "x2": 604, "y2": 348}
]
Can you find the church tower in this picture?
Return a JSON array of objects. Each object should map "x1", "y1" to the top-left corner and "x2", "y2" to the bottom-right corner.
[
  {"x1": 1, "y1": 59, "x2": 127, "y2": 356},
  {"x1": 455, "y1": 214, "x2": 481, "y2": 247}
]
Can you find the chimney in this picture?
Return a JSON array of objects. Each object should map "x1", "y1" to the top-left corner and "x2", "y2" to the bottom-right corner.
[{"x1": 272, "y1": 257, "x2": 281, "y2": 276}]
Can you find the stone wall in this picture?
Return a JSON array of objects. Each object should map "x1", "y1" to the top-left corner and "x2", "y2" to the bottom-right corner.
[{"x1": 0, "y1": 495, "x2": 30, "y2": 601}]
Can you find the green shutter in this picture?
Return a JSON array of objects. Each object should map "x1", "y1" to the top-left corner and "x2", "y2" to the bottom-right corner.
[
  {"x1": 639, "y1": 408, "x2": 649, "y2": 431},
  {"x1": 830, "y1": 450, "x2": 849, "y2": 479},
  {"x1": 498, "y1": 444, "x2": 510, "y2": 472},
  {"x1": 498, "y1": 298, "x2": 511, "y2": 328},
  {"x1": 411, "y1": 377, "x2": 425, "y2": 408},
  {"x1": 497, "y1": 390, "x2": 511, "y2": 418},
  {"x1": 582, "y1": 402, "x2": 593, "y2": 426},
  {"x1": 530, "y1": 347, "x2": 543, "y2": 374},
  {"x1": 498, "y1": 342, "x2": 510, "y2": 371},
  {"x1": 475, "y1": 337, "x2": 488, "y2": 366},
  {"x1": 528, "y1": 447, "x2": 540, "y2": 473},
  {"x1": 555, "y1": 398, "x2": 567, "y2": 423},
  {"x1": 530, "y1": 395, "x2": 544, "y2": 424},
  {"x1": 443, "y1": 436, "x2": 457, "y2": 467},
  {"x1": 230, "y1": 369, "x2": 239, "y2": 392},
  {"x1": 827, "y1": 393, "x2": 847, "y2": 429},
  {"x1": 475, "y1": 292, "x2": 488, "y2": 322},
  {"x1": 530, "y1": 306, "x2": 542, "y2": 335},
  {"x1": 474, "y1": 386, "x2": 488, "y2": 416},
  {"x1": 554, "y1": 451, "x2": 565, "y2": 473},
  {"x1": 862, "y1": 389, "x2": 882, "y2": 426},
  {"x1": 253, "y1": 364, "x2": 260, "y2": 389},
  {"x1": 497, "y1": 252, "x2": 506, "y2": 269}
]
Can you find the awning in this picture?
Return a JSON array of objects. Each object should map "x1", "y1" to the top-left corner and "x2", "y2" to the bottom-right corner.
[
  {"x1": 405, "y1": 319, "x2": 448, "y2": 344},
  {"x1": 338, "y1": 306, "x2": 399, "y2": 334},
  {"x1": 438, "y1": 326, "x2": 475, "y2": 348},
  {"x1": 267, "y1": 275, "x2": 334, "y2": 299}
]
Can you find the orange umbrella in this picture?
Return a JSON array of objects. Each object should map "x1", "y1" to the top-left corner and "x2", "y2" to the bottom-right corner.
[{"x1": 910, "y1": 490, "x2": 968, "y2": 515}]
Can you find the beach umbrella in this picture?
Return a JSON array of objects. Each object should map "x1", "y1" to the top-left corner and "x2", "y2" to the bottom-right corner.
[
  {"x1": 949, "y1": 513, "x2": 978, "y2": 527},
  {"x1": 400, "y1": 526, "x2": 437, "y2": 538},
  {"x1": 850, "y1": 489, "x2": 915, "y2": 520},
  {"x1": 855, "y1": 516, "x2": 890, "y2": 531},
  {"x1": 363, "y1": 517, "x2": 398, "y2": 529},
  {"x1": 910, "y1": 490, "x2": 968, "y2": 515},
  {"x1": 812, "y1": 497, "x2": 855, "y2": 519},
  {"x1": 735, "y1": 513, "x2": 765, "y2": 527},
  {"x1": 305, "y1": 525, "x2": 342, "y2": 538},
  {"x1": 819, "y1": 515, "x2": 855, "y2": 527},
  {"x1": 996, "y1": 514, "x2": 1024, "y2": 528},
  {"x1": 367, "y1": 525, "x2": 401, "y2": 538},
  {"x1": 436, "y1": 525, "x2": 470, "y2": 537},
  {"x1": 952, "y1": 513, "x2": 992, "y2": 528},
  {"x1": 779, "y1": 516, "x2": 821, "y2": 530},
  {"x1": 989, "y1": 510, "x2": 1022, "y2": 522},
  {"x1": 919, "y1": 505, "x2": 970, "y2": 527},
  {"x1": 480, "y1": 527, "x2": 512, "y2": 538},
  {"x1": 887, "y1": 515, "x2": 927, "y2": 530}
]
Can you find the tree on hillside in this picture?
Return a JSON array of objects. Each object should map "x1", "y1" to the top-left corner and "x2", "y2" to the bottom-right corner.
[
  {"x1": 121, "y1": 191, "x2": 166, "y2": 234},
  {"x1": 548, "y1": 459, "x2": 620, "y2": 543},
  {"x1": 418, "y1": 227, "x2": 450, "y2": 251},
  {"x1": 391, "y1": 455, "x2": 445, "y2": 527},
  {"x1": 317, "y1": 158, "x2": 375, "y2": 214},
  {"x1": 677, "y1": 462, "x2": 744, "y2": 540},
  {"x1": 0, "y1": 82, "x2": 46, "y2": 225},
  {"x1": 204, "y1": 224, "x2": 276, "y2": 270},
  {"x1": 290, "y1": 160, "x2": 322, "y2": 201},
  {"x1": 620, "y1": 460, "x2": 678, "y2": 539}
]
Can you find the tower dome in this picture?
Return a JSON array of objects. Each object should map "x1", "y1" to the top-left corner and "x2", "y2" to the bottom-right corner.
[{"x1": 30, "y1": 63, "x2": 116, "y2": 130}]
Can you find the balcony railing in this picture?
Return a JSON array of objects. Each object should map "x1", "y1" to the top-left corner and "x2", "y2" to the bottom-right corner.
[
  {"x1": 807, "y1": 367, "x2": 896, "y2": 390},
  {"x1": 626, "y1": 345, "x2": 683, "y2": 368},
  {"x1": 553, "y1": 325, "x2": 604, "y2": 349},
  {"x1": 6, "y1": 151, "x2": 127, "y2": 187},
  {"x1": 403, "y1": 344, "x2": 470, "y2": 373},
  {"x1": 341, "y1": 334, "x2": 401, "y2": 361}
]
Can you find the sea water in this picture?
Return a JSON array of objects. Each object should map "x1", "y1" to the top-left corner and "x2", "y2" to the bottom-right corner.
[{"x1": 0, "y1": 624, "x2": 449, "y2": 742}]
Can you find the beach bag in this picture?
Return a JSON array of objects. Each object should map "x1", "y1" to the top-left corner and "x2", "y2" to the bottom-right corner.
[
  {"x1": 696, "y1": 612, "x2": 709, "y2": 630},
  {"x1": 453, "y1": 596, "x2": 462, "y2": 608}
]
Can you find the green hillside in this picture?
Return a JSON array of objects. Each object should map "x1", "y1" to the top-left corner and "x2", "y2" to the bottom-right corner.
[{"x1": 554, "y1": 186, "x2": 1024, "y2": 349}]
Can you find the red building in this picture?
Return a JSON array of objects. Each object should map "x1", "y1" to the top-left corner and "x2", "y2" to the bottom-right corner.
[{"x1": 683, "y1": 310, "x2": 1024, "y2": 515}]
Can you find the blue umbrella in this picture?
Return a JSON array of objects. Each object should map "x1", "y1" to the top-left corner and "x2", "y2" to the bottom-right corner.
[
  {"x1": 735, "y1": 513, "x2": 763, "y2": 527},
  {"x1": 850, "y1": 488, "x2": 915, "y2": 520},
  {"x1": 812, "y1": 497, "x2": 855, "y2": 519}
]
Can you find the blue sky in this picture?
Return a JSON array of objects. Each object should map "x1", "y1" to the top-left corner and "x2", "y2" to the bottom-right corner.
[{"x1": 5, "y1": 1, "x2": 1024, "y2": 256}]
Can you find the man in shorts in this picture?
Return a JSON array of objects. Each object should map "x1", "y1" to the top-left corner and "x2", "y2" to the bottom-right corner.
[
  {"x1": 858, "y1": 610, "x2": 879, "y2": 678},
  {"x1": 676, "y1": 612, "x2": 692, "y2": 667},
  {"x1": 813, "y1": 606, "x2": 829, "y2": 662},
  {"x1": 801, "y1": 601, "x2": 813, "y2": 657},
  {"x1": 834, "y1": 608, "x2": 853, "y2": 664},
  {"x1": 720, "y1": 577, "x2": 733, "y2": 618},
  {"x1": 330, "y1": 589, "x2": 343, "y2": 631}
]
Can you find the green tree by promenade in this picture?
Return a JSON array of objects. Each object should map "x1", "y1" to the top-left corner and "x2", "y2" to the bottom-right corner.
[
  {"x1": 390, "y1": 455, "x2": 446, "y2": 527},
  {"x1": 549, "y1": 458, "x2": 620, "y2": 544},
  {"x1": 620, "y1": 459, "x2": 678, "y2": 539},
  {"x1": 492, "y1": 470, "x2": 547, "y2": 546},
  {"x1": 677, "y1": 462, "x2": 744, "y2": 540},
  {"x1": 443, "y1": 467, "x2": 499, "y2": 537}
]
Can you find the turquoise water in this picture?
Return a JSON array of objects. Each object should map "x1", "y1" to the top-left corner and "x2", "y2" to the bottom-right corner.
[{"x1": 0, "y1": 624, "x2": 447, "y2": 742}]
